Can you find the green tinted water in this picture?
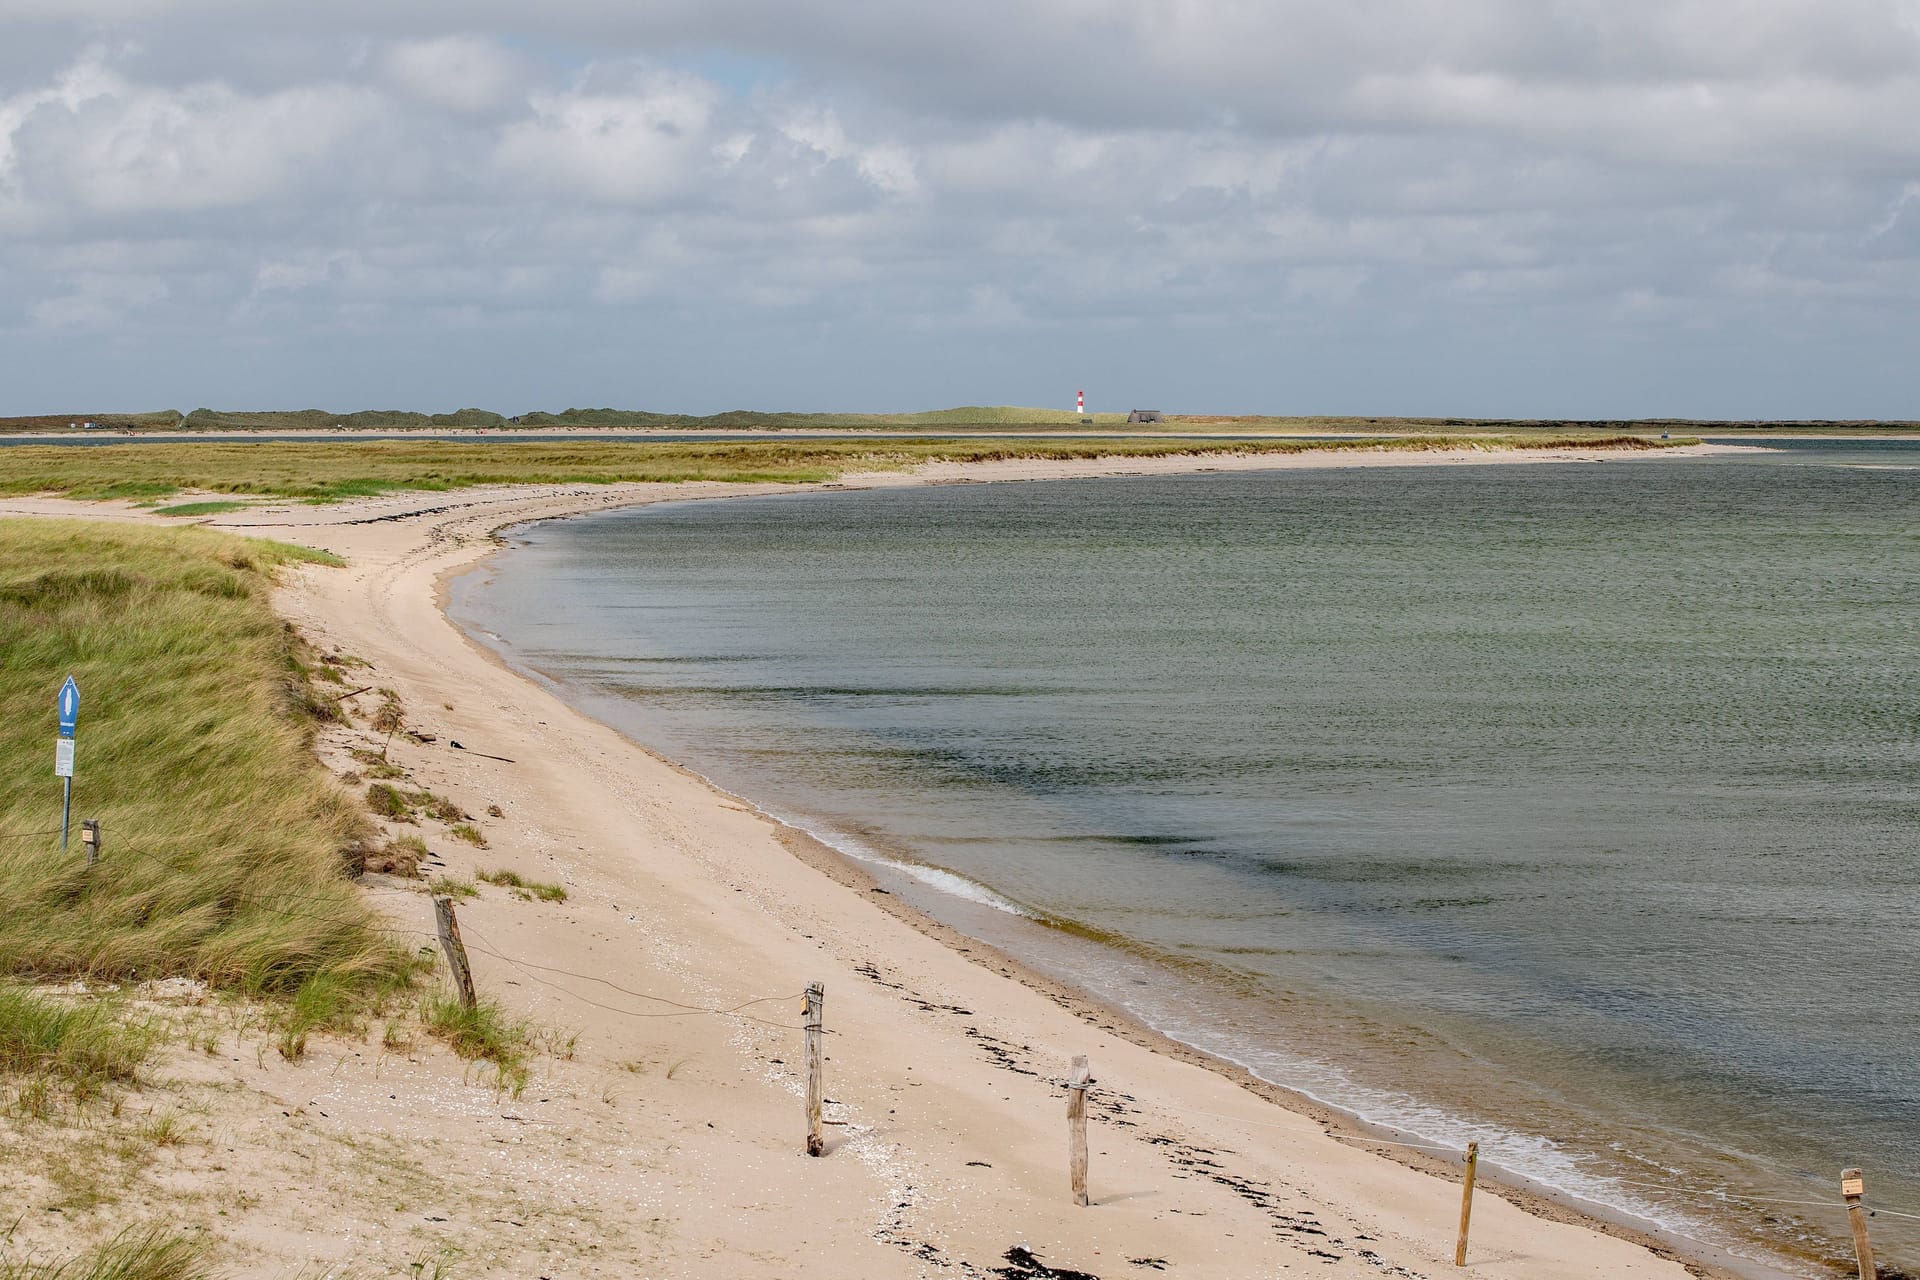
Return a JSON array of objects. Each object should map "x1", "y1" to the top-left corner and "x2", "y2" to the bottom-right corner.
[{"x1": 451, "y1": 443, "x2": 1920, "y2": 1276}]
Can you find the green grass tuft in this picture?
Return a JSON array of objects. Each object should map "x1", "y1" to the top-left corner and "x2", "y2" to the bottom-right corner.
[
  {"x1": 0, "y1": 986, "x2": 154, "y2": 1106},
  {"x1": 150, "y1": 501, "x2": 251, "y2": 517},
  {"x1": 422, "y1": 992, "x2": 529, "y2": 1094},
  {"x1": 0, "y1": 1224, "x2": 214, "y2": 1280},
  {"x1": 366, "y1": 782, "x2": 410, "y2": 820},
  {"x1": 477, "y1": 869, "x2": 565, "y2": 902}
]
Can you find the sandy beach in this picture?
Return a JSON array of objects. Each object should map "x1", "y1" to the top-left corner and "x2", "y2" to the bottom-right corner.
[{"x1": 1, "y1": 443, "x2": 1756, "y2": 1277}]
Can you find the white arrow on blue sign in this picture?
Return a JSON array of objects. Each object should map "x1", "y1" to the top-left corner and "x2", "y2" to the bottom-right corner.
[{"x1": 57, "y1": 675, "x2": 80, "y2": 739}]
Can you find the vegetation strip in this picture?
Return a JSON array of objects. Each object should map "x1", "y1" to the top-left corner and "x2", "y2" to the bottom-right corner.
[
  {"x1": 0, "y1": 403, "x2": 1908, "y2": 434},
  {"x1": 0, "y1": 519, "x2": 412, "y2": 1099},
  {"x1": 0, "y1": 435, "x2": 1678, "y2": 504}
]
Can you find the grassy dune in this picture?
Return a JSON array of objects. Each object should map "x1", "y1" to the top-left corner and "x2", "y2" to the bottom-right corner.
[
  {"x1": 0, "y1": 521, "x2": 409, "y2": 1071},
  {"x1": 2, "y1": 404, "x2": 1909, "y2": 435},
  {"x1": 0, "y1": 405, "x2": 1137, "y2": 433},
  {"x1": 0, "y1": 434, "x2": 1676, "y2": 504}
]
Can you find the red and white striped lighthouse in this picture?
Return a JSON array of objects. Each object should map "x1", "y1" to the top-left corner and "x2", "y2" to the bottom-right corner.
[{"x1": 1076, "y1": 389, "x2": 1084, "y2": 416}]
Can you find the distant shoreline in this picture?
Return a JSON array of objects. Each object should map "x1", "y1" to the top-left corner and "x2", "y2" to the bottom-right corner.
[
  {"x1": 1, "y1": 424, "x2": 1913, "y2": 455},
  {"x1": 3, "y1": 405, "x2": 1919, "y2": 441}
]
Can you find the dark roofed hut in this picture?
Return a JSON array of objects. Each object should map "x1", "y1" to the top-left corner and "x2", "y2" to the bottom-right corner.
[{"x1": 1127, "y1": 409, "x2": 1166, "y2": 424}]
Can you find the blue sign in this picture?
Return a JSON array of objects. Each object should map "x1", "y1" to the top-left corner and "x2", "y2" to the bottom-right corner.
[{"x1": 57, "y1": 675, "x2": 79, "y2": 739}]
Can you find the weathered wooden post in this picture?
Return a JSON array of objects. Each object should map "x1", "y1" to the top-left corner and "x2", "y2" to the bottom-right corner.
[
  {"x1": 804, "y1": 982, "x2": 826, "y2": 1157},
  {"x1": 432, "y1": 894, "x2": 476, "y2": 1009},
  {"x1": 1841, "y1": 1168, "x2": 1875, "y2": 1279},
  {"x1": 1067, "y1": 1055, "x2": 1092, "y2": 1206},
  {"x1": 79, "y1": 820, "x2": 99, "y2": 868},
  {"x1": 1455, "y1": 1141, "x2": 1479, "y2": 1266}
]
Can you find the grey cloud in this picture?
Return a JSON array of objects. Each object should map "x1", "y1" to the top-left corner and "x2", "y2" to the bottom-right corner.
[
  {"x1": 0, "y1": 3, "x2": 1916, "y2": 416},
  {"x1": 382, "y1": 35, "x2": 534, "y2": 115}
]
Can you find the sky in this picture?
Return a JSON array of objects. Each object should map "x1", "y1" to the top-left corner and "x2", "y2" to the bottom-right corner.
[{"x1": 1, "y1": 2, "x2": 1916, "y2": 419}]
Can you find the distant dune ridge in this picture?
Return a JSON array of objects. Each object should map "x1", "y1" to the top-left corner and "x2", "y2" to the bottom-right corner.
[
  {"x1": 3, "y1": 405, "x2": 1918, "y2": 434},
  {"x1": 0, "y1": 405, "x2": 1133, "y2": 432}
]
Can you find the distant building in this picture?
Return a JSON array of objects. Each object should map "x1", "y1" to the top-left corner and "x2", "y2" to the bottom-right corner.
[{"x1": 1127, "y1": 409, "x2": 1165, "y2": 424}]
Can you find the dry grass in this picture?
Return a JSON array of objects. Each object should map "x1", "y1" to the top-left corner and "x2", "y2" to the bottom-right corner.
[
  {"x1": 0, "y1": 1224, "x2": 213, "y2": 1279},
  {"x1": 477, "y1": 869, "x2": 566, "y2": 902},
  {"x1": 0, "y1": 435, "x2": 1680, "y2": 504},
  {"x1": 426, "y1": 876, "x2": 476, "y2": 900}
]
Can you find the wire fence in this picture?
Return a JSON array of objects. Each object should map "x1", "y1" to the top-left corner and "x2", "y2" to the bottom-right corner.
[
  {"x1": 5, "y1": 821, "x2": 1916, "y2": 1239},
  {"x1": 1, "y1": 828, "x2": 813, "y2": 1031}
]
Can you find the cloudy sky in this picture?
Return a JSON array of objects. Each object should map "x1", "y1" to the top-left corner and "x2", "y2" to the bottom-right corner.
[{"x1": 1, "y1": 2, "x2": 1916, "y2": 418}]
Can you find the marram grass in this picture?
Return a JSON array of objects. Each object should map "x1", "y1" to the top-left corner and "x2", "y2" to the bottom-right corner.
[
  {"x1": 0, "y1": 1225, "x2": 213, "y2": 1280},
  {"x1": 0, "y1": 987, "x2": 154, "y2": 1107},
  {"x1": 0, "y1": 520, "x2": 408, "y2": 1003}
]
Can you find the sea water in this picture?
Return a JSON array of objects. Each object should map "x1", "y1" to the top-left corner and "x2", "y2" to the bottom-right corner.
[{"x1": 449, "y1": 441, "x2": 1920, "y2": 1276}]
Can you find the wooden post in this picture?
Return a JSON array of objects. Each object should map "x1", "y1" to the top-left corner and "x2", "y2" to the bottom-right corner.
[
  {"x1": 432, "y1": 894, "x2": 476, "y2": 1009},
  {"x1": 804, "y1": 983, "x2": 825, "y2": 1157},
  {"x1": 1455, "y1": 1141, "x2": 1479, "y2": 1266},
  {"x1": 79, "y1": 820, "x2": 99, "y2": 868},
  {"x1": 1067, "y1": 1055, "x2": 1091, "y2": 1206},
  {"x1": 1841, "y1": 1168, "x2": 1875, "y2": 1279}
]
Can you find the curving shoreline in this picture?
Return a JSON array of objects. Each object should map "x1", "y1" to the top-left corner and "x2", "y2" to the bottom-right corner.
[{"x1": 1, "y1": 441, "x2": 1783, "y2": 1277}]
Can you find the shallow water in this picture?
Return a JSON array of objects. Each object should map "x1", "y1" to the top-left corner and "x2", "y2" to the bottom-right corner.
[{"x1": 450, "y1": 442, "x2": 1920, "y2": 1276}]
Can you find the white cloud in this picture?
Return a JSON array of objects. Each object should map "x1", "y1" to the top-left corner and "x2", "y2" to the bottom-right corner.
[
  {"x1": 0, "y1": 47, "x2": 120, "y2": 186},
  {"x1": 494, "y1": 71, "x2": 720, "y2": 204},
  {"x1": 777, "y1": 107, "x2": 919, "y2": 196},
  {"x1": 7, "y1": 61, "x2": 377, "y2": 214}
]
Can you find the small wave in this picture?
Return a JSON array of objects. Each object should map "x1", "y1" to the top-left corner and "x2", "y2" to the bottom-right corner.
[
  {"x1": 757, "y1": 809, "x2": 1038, "y2": 918},
  {"x1": 875, "y1": 859, "x2": 1039, "y2": 916}
]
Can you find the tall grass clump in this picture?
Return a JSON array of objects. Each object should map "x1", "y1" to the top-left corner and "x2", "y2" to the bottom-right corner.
[
  {"x1": 421, "y1": 992, "x2": 530, "y2": 1094},
  {"x1": 0, "y1": 520, "x2": 410, "y2": 1009},
  {"x1": 0, "y1": 1224, "x2": 214, "y2": 1280},
  {"x1": 0, "y1": 987, "x2": 154, "y2": 1106}
]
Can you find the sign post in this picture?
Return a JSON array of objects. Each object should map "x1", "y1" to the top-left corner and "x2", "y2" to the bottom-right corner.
[
  {"x1": 1841, "y1": 1168, "x2": 1875, "y2": 1279},
  {"x1": 56, "y1": 675, "x2": 79, "y2": 850}
]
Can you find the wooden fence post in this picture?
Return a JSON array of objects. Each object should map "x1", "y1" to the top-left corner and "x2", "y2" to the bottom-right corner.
[
  {"x1": 804, "y1": 982, "x2": 825, "y2": 1157},
  {"x1": 1841, "y1": 1168, "x2": 1875, "y2": 1279},
  {"x1": 1455, "y1": 1141, "x2": 1479, "y2": 1266},
  {"x1": 80, "y1": 820, "x2": 99, "y2": 868},
  {"x1": 433, "y1": 894, "x2": 476, "y2": 1009},
  {"x1": 1067, "y1": 1055, "x2": 1092, "y2": 1206}
]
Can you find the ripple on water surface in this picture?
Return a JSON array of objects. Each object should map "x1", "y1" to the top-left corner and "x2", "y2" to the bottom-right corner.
[{"x1": 451, "y1": 443, "x2": 1920, "y2": 1277}]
